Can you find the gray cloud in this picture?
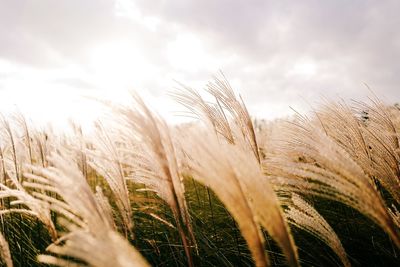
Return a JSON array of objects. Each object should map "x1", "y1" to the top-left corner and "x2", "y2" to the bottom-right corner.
[
  {"x1": 0, "y1": 1, "x2": 117, "y2": 66},
  {"x1": 0, "y1": 0, "x2": 399, "y2": 123}
]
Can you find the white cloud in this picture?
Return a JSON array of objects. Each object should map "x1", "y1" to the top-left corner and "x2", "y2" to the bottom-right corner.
[
  {"x1": 167, "y1": 33, "x2": 217, "y2": 72},
  {"x1": 0, "y1": 0, "x2": 399, "y2": 127},
  {"x1": 288, "y1": 59, "x2": 318, "y2": 78}
]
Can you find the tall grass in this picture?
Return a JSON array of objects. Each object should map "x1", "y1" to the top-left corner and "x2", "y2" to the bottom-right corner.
[{"x1": 0, "y1": 75, "x2": 398, "y2": 266}]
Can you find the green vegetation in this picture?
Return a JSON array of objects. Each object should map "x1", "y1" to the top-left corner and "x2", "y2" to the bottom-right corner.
[{"x1": 0, "y1": 77, "x2": 398, "y2": 266}]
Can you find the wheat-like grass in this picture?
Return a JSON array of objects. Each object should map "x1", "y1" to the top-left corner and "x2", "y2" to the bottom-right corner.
[
  {"x1": 354, "y1": 99, "x2": 400, "y2": 204},
  {"x1": 206, "y1": 75, "x2": 261, "y2": 162},
  {"x1": 0, "y1": 76, "x2": 398, "y2": 266},
  {"x1": 281, "y1": 193, "x2": 350, "y2": 267},
  {"x1": 172, "y1": 75, "x2": 261, "y2": 162},
  {"x1": 113, "y1": 94, "x2": 197, "y2": 266},
  {"x1": 172, "y1": 83, "x2": 235, "y2": 143},
  {"x1": 87, "y1": 121, "x2": 134, "y2": 238},
  {"x1": 174, "y1": 75, "x2": 301, "y2": 266},
  {"x1": 180, "y1": 126, "x2": 299, "y2": 267},
  {"x1": 0, "y1": 182, "x2": 57, "y2": 240},
  {"x1": 0, "y1": 231, "x2": 13, "y2": 267},
  {"x1": 24, "y1": 153, "x2": 115, "y2": 231},
  {"x1": 37, "y1": 223, "x2": 149, "y2": 267},
  {"x1": 266, "y1": 114, "x2": 400, "y2": 248},
  {"x1": 23, "y1": 153, "x2": 149, "y2": 266},
  {"x1": 314, "y1": 101, "x2": 400, "y2": 205}
]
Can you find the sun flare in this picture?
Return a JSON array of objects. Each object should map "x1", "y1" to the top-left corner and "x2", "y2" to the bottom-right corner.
[{"x1": 89, "y1": 41, "x2": 154, "y2": 89}]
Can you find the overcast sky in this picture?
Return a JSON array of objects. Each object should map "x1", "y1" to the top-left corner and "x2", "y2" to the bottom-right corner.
[{"x1": 0, "y1": 0, "x2": 399, "y2": 127}]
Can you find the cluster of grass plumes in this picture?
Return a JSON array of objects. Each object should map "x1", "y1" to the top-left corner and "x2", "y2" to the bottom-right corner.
[{"x1": 0, "y1": 76, "x2": 398, "y2": 266}]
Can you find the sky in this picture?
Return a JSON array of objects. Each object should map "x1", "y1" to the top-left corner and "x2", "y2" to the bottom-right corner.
[{"x1": 0, "y1": 0, "x2": 399, "y2": 128}]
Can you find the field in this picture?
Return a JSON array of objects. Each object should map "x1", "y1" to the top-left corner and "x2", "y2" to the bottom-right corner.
[{"x1": 0, "y1": 77, "x2": 398, "y2": 267}]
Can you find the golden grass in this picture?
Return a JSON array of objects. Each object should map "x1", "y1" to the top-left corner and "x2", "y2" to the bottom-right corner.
[{"x1": 0, "y1": 75, "x2": 398, "y2": 266}]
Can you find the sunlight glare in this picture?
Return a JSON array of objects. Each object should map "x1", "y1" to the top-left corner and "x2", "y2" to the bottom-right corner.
[
  {"x1": 89, "y1": 41, "x2": 154, "y2": 91},
  {"x1": 167, "y1": 33, "x2": 216, "y2": 72}
]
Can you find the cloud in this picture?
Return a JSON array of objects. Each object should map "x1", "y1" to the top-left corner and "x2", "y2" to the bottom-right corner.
[{"x1": 0, "y1": 0, "x2": 399, "y2": 126}]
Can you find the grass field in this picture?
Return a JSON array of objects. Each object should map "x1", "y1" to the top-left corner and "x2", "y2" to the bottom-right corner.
[{"x1": 0, "y1": 77, "x2": 398, "y2": 266}]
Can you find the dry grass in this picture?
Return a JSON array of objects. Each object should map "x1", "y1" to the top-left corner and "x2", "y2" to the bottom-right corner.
[
  {"x1": 0, "y1": 231, "x2": 12, "y2": 267},
  {"x1": 0, "y1": 75, "x2": 398, "y2": 266},
  {"x1": 282, "y1": 193, "x2": 350, "y2": 267},
  {"x1": 265, "y1": 108, "x2": 400, "y2": 248}
]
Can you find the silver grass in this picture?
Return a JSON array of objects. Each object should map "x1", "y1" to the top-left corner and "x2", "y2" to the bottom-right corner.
[
  {"x1": 37, "y1": 223, "x2": 149, "y2": 267},
  {"x1": 172, "y1": 75, "x2": 260, "y2": 162},
  {"x1": 24, "y1": 153, "x2": 149, "y2": 267},
  {"x1": 0, "y1": 231, "x2": 12, "y2": 267},
  {"x1": 24, "y1": 153, "x2": 115, "y2": 231},
  {"x1": 87, "y1": 121, "x2": 133, "y2": 238},
  {"x1": 266, "y1": 116, "x2": 400, "y2": 248},
  {"x1": 171, "y1": 84, "x2": 235, "y2": 143},
  {"x1": 315, "y1": 102, "x2": 400, "y2": 205},
  {"x1": 283, "y1": 193, "x2": 350, "y2": 267},
  {"x1": 180, "y1": 127, "x2": 299, "y2": 267},
  {"x1": 206, "y1": 75, "x2": 260, "y2": 162},
  {"x1": 0, "y1": 182, "x2": 57, "y2": 240},
  {"x1": 113, "y1": 94, "x2": 196, "y2": 266},
  {"x1": 354, "y1": 99, "x2": 400, "y2": 204},
  {"x1": 0, "y1": 121, "x2": 57, "y2": 240}
]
